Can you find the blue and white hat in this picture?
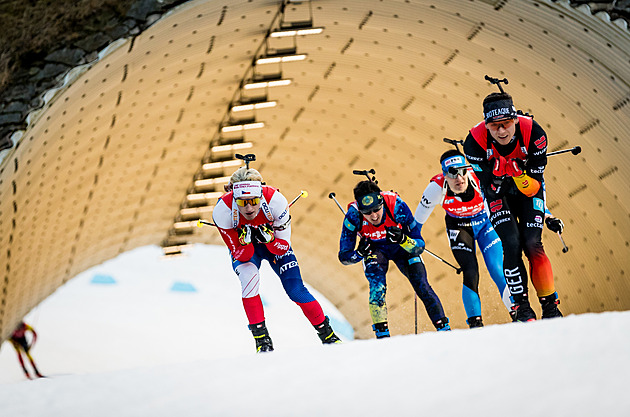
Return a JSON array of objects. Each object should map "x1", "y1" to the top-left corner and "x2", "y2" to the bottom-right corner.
[{"x1": 441, "y1": 154, "x2": 467, "y2": 174}]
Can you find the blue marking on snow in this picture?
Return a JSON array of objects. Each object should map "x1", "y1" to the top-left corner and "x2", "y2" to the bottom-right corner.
[
  {"x1": 91, "y1": 274, "x2": 116, "y2": 285},
  {"x1": 170, "y1": 282, "x2": 197, "y2": 292},
  {"x1": 328, "y1": 315, "x2": 354, "y2": 341}
]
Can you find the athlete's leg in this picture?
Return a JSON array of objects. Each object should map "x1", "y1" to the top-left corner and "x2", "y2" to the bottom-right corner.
[
  {"x1": 393, "y1": 251, "x2": 449, "y2": 329},
  {"x1": 232, "y1": 251, "x2": 265, "y2": 325},
  {"x1": 11, "y1": 341, "x2": 30, "y2": 379},
  {"x1": 487, "y1": 196, "x2": 535, "y2": 321},
  {"x1": 513, "y1": 191, "x2": 555, "y2": 297},
  {"x1": 268, "y1": 247, "x2": 325, "y2": 326},
  {"x1": 446, "y1": 220, "x2": 482, "y2": 320},
  {"x1": 363, "y1": 250, "x2": 389, "y2": 326},
  {"x1": 486, "y1": 197, "x2": 529, "y2": 298},
  {"x1": 24, "y1": 350, "x2": 43, "y2": 378},
  {"x1": 512, "y1": 191, "x2": 562, "y2": 318},
  {"x1": 475, "y1": 217, "x2": 513, "y2": 311}
]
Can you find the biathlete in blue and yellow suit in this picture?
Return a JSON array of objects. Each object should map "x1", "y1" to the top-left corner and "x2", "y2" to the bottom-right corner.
[
  {"x1": 414, "y1": 150, "x2": 514, "y2": 329},
  {"x1": 338, "y1": 180, "x2": 451, "y2": 338}
]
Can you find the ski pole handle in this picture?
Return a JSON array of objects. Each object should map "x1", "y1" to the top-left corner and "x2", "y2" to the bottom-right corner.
[
  {"x1": 197, "y1": 219, "x2": 217, "y2": 228},
  {"x1": 289, "y1": 190, "x2": 308, "y2": 207},
  {"x1": 328, "y1": 192, "x2": 347, "y2": 215}
]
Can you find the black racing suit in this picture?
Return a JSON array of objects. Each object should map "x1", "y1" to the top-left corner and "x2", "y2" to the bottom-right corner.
[{"x1": 463, "y1": 117, "x2": 557, "y2": 306}]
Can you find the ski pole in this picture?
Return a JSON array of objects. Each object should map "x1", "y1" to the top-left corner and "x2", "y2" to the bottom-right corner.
[
  {"x1": 414, "y1": 296, "x2": 418, "y2": 335},
  {"x1": 558, "y1": 232, "x2": 569, "y2": 253},
  {"x1": 289, "y1": 190, "x2": 308, "y2": 207},
  {"x1": 328, "y1": 192, "x2": 346, "y2": 214},
  {"x1": 197, "y1": 219, "x2": 217, "y2": 228},
  {"x1": 547, "y1": 146, "x2": 581, "y2": 157},
  {"x1": 328, "y1": 192, "x2": 462, "y2": 273},
  {"x1": 423, "y1": 248, "x2": 462, "y2": 273}
]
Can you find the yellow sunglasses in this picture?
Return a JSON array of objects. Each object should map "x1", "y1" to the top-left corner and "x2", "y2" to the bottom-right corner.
[{"x1": 236, "y1": 197, "x2": 261, "y2": 207}]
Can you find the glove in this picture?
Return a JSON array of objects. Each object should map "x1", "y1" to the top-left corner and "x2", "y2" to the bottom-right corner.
[
  {"x1": 385, "y1": 226, "x2": 404, "y2": 244},
  {"x1": 237, "y1": 225, "x2": 252, "y2": 246},
  {"x1": 416, "y1": 237, "x2": 425, "y2": 254},
  {"x1": 252, "y1": 223, "x2": 275, "y2": 244},
  {"x1": 356, "y1": 236, "x2": 372, "y2": 258},
  {"x1": 545, "y1": 217, "x2": 564, "y2": 234},
  {"x1": 505, "y1": 159, "x2": 524, "y2": 177},
  {"x1": 492, "y1": 155, "x2": 508, "y2": 177},
  {"x1": 485, "y1": 177, "x2": 506, "y2": 200}
]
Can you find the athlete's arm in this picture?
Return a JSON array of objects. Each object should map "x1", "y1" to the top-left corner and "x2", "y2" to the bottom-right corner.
[
  {"x1": 338, "y1": 207, "x2": 365, "y2": 265},
  {"x1": 265, "y1": 191, "x2": 291, "y2": 255},
  {"x1": 414, "y1": 180, "x2": 441, "y2": 225},
  {"x1": 393, "y1": 197, "x2": 425, "y2": 255}
]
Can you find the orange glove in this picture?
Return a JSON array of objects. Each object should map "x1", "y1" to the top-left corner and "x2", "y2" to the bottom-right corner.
[{"x1": 513, "y1": 174, "x2": 540, "y2": 197}]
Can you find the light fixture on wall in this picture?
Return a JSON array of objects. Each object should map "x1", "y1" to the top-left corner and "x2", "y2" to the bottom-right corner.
[
  {"x1": 255, "y1": 51, "x2": 307, "y2": 65},
  {"x1": 243, "y1": 78, "x2": 292, "y2": 90},
  {"x1": 231, "y1": 100, "x2": 277, "y2": 112},
  {"x1": 162, "y1": 0, "x2": 323, "y2": 256},
  {"x1": 269, "y1": 26, "x2": 323, "y2": 37}
]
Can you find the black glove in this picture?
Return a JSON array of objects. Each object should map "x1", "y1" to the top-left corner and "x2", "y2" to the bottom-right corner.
[
  {"x1": 252, "y1": 223, "x2": 275, "y2": 244},
  {"x1": 545, "y1": 217, "x2": 564, "y2": 234},
  {"x1": 385, "y1": 226, "x2": 404, "y2": 244},
  {"x1": 355, "y1": 236, "x2": 372, "y2": 258},
  {"x1": 485, "y1": 177, "x2": 506, "y2": 200}
]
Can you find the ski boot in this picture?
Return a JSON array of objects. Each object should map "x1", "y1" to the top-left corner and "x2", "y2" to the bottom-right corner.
[
  {"x1": 466, "y1": 316, "x2": 483, "y2": 328},
  {"x1": 372, "y1": 322, "x2": 390, "y2": 339},
  {"x1": 539, "y1": 292, "x2": 563, "y2": 319},
  {"x1": 314, "y1": 316, "x2": 342, "y2": 344},
  {"x1": 434, "y1": 317, "x2": 451, "y2": 331},
  {"x1": 248, "y1": 321, "x2": 274, "y2": 353},
  {"x1": 509, "y1": 309, "x2": 518, "y2": 322},
  {"x1": 511, "y1": 294, "x2": 537, "y2": 322}
]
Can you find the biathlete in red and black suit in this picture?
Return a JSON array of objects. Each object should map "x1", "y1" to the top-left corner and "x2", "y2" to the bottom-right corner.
[
  {"x1": 213, "y1": 165, "x2": 341, "y2": 352},
  {"x1": 10, "y1": 321, "x2": 44, "y2": 379},
  {"x1": 338, "y1": 180, "x2": 451, "y2": 338},
  {"x1": 463, "y1": 91, "x2": 564, "y2": 322}
]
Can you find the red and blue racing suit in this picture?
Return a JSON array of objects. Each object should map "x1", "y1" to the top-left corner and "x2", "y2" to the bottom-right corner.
[{"x1": 415, "y1": 170, "x2": 513, "y2": 321}]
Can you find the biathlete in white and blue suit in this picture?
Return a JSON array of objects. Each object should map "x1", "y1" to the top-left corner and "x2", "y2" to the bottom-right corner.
[
  {"x1": 338, "y1": 179, "x2": 451, "y2": 338},
  {"x1": 414, "y1": 150, "x2": 514, "y2": 328}
]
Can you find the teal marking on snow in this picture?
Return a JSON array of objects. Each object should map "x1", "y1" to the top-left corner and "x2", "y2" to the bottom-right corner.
[
  {"x1": 170, "y1": 282, "x2": 197, "y2": 292},
  {"x1": 91, "y1": 274, "x2": 116, "y2": 285}
]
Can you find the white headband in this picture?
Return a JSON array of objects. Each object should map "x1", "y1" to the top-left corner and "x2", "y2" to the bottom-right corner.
[{"x1": 233, "y1": 181, "x2": 262, "y2": 199}]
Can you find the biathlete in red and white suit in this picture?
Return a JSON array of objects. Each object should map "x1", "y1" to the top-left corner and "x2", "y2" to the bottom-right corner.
[
  {"x1": 414, "y1": 150, "x2": 514, "y2": 328},
  {"x1": 213, "y1": 166, "x2": 340, "y2": 352}
]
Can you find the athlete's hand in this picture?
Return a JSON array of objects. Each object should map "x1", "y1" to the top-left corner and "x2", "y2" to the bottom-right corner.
[
  {"x1": 505, "y1": 159, "x2": 524, "y2": 177},
  {"x1": 252, "y1": 223, "x2": 275, "y2": 244},
  {"x1": 237, "y1": 225, "x2": 253, "y2": 246},
  {"x1": 545, "y1": 216, "x2": 564, "y2": 234},
  {"x1": 485, "y1": 177, "x2": 506, "y2": 200},
  {"x1": 385, "y1": 226, "x2": 405, "y2": 244},
  {"x1": 356, "y1": 236, "x2": 372, "y2": 258},
  {"x1": 492, "y1": 155, "x2": 508, "y2": 177}
]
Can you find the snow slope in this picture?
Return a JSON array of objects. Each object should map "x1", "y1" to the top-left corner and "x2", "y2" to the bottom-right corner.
[{"x1": 1, "y1": 244, "x2": 629, "y2": 416}]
